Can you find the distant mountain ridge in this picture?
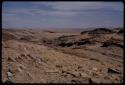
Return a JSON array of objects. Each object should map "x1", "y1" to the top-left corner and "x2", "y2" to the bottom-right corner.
[{"x1": 80, "y1": 27, "x2": 123, "y2": 34}]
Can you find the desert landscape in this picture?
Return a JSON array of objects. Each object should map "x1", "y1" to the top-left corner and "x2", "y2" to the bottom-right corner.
[
  {"x1": 2, "y1": 27, "x2": 123, "y2": 83},
  {"x1": 2, "y1": 1, "x2": 123, "y2": 84}
]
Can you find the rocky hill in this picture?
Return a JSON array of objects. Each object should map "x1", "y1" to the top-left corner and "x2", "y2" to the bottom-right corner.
[{"x1": 2, "y1": 28, "x2": 123, "y2": 84}]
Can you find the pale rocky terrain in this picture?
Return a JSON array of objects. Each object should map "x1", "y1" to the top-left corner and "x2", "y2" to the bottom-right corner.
[{"x1": 2, "y1": 28, "x2": 123, "y2": 84}]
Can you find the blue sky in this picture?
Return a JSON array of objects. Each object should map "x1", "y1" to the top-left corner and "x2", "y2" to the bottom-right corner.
[{"x1": 2, "y1": 2, "x2": 123, "y2": 29}]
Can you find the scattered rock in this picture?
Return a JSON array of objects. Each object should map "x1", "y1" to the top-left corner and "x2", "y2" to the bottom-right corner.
[
  {"x1": 5, "y1": 79, "x2": 14, "y2": 83},
  {"x1": 90, "y1": 78, "x2": 101, "y2": 84},
  {"x1": 17, "y1": 67, "x2": 23, "y2": 72},
  {"x1": 26, "y1": 72, "x2": 33, "y2": 79},
  {"x1": 55, "y1": 65, "x2": 62, "y2": 68},
  {"x1": 71, "y1": 79, "x2": 80, "y2": 83},
  {"x1": 19, "y1": 64, "x2": 26, "y2": 69},
  {"x1": 88, "y1": 78, "x2": 93, "y2": 84},
  {"x1": 108, "y1": 68, "x2": 121, "y2": 74},
  {"x1": 8, "y1": 77, "x2": 13, "y2": 82},
  {"x1": 92, "y1": 72, "x2": 98, "y2": 76},
  {"x1": 6, "y1": 71, "x2": 15, "y2": 83},
  {"x1": 79, "y1": 73, "x2": 88, "y2": 78},
  {"x1": 71, "y1": 79, "x2": 77, "y2": 82},
  {"x1": 104, "y1": 76, "x2": 110, "y2": 80},
  {"x1": 90, "y1": 58, "x2": 100, "y2": 62},
  {"x1": 7, "y1": 57, "x2": 14, "y2": 62},
  {"x1": 7, "y1": 72, "x2": 13, "y2": 77},
  {"x1": 92, "y1": 67, "x2": 98, "y2": 71},
  {"x1": 40, "y1": 79, "x2": 47, "y2": 83},
  {"x1": 101, "y1": 42, "x2": 110, "y2": 47},
  {"x1": 71, "y1": 72, "x2": 81, "y2": 77},
  {"x1": 61, "y1": 70, "x2": 80, "y2": 77},
  {"x1": 17, "y1": 64, "x2": 26, "y2": 73},
  {"x1": 35, "y1": 58, "x2": 42, "y2": 64},
  {"x1": 21, "y1": 54, "x2": 26, "y2": 57},
  {"x1": 88, "y1": 78, "x2": 108, "y2": 84},
  {"x1": 78, "y1": 66, "x2": 82, "y2": 69}
]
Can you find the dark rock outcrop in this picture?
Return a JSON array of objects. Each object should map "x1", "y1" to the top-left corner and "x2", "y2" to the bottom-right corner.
[
  {"x1": 2, "y1": 32, "x2": 18, "y2": 41},
  {"x1": 101, "y1": 41, "x2": 123, "y2": 48},
  {"x1": 118, "y1": 29, "x2": 124, "y2": 33},
  {"x1": 43, "y1": 30, "x2": 55, "y2": 33},
  {"x1": 58, "y1": 42, "x2": 73, "y2": 47},
  {"x1": 74, "y1": 40, "x2": 92, "y2": 46},
  {"x1": 81, "y1": 28, "x2": 114, "y2": 35},
  {"x1": 89, "y1": 28, "x2": 114, "y2": 34},
  {"x1": 108, "y1": 68, "x2": 121, "y2": 74},
  {"x1": 80, "y1": 31, "x2": 89, "y2": 34},
  {"x1": 20, "y1": 35, "x2": 34, "y2": 41}
]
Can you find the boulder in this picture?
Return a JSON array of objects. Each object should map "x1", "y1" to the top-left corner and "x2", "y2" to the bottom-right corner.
[{"x1": 7, "y1": 72, "x2": 13, "y2": 77}]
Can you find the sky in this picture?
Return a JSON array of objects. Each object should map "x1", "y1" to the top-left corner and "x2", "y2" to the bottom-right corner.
[{"x1": 2, "y1": 2, "x2": 123, "y2": 29}]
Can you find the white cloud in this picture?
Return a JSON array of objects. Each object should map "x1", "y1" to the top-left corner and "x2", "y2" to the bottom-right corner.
[
  {"x1": 3, "y1": 8, "x2": 78, "y2": 17},
  {"x1": 33, "y1": 10, "x2": 78, "y2": 16},
  {"x1": 32, "y1": 2, "x2": 123, "y2": 11},
  {"x1": 3, "y1": 8, "x2": 36, "y2": 16},
  {"x1": 3, "y1": 2, "x2": 123, "y2": 17}
]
